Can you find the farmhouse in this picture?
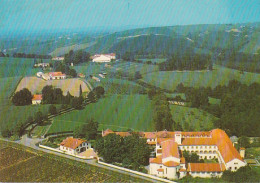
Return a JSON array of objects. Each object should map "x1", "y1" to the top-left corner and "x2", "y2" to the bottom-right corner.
[
  {"x1": 102, "y1": 129, "x2": 246, "y2": 179},
  {"x1": 32, "y1": 94, "x2": 42, "y2": 105},
  {"x1": 92, "y1": 53, "x2": 116, "y2": 63},
  {"x1": 34, "y1": 63, "x2": 50, "y2": 68},
  {"x1": 49, "y1": 72, "x2": 66, "y2": 80},
  {"x1": 60, "y1": 137, "x2": 92, "y2": 155}
]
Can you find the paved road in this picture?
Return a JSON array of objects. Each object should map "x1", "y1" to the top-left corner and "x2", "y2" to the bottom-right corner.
[{"x1": 1, "y1": 136, "x2": 161, "y2": 183}]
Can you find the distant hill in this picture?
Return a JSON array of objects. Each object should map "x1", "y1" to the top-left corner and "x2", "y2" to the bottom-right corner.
[{"x1": 1, "y1": 22, "x2": 260, "y2": 57}]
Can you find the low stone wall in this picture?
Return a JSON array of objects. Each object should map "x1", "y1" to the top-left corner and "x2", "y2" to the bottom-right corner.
[
  {"x1": 98, "y1": 161, "x2": 176, "y2": 183},
  {"x1": 39, "y1": 144, "x2": 93, "y2": 159}
]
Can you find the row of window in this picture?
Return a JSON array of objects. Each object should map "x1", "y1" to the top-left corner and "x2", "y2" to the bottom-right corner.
[{"x1": 182, "y1": 146, "x2": 217, "y2": 149}]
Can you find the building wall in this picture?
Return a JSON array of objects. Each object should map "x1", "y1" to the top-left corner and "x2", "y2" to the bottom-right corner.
[
  {"x1": 32, "y1": 100, "x2": 41, "y2": 105},
  {"x1": 190, "y1": 171, "x2": 222, "y2": 178},
  {"x1": 226, "y1": 159, "x2": 246, "y2": 172}
]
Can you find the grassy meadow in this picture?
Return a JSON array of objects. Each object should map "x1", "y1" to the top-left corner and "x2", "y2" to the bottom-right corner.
[
  {"x1": 142, "y1": 65, "x2": 260, "y2": 91},
  {"x1": 0, "y1": 57, "x2": 50, "y2": 78},
  {"x1": 47, "y1": 95, "x2": 155, "y2": 134}
]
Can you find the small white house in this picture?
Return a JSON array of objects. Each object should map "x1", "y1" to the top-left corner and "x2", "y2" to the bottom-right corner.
[
  {"x1": 92, "y1": 55, "x2": 112, "y2": 63},
  {"x1": 60, "y1": 137, "x2": 92, "y2": 155},
  {"x1": 32, "y1": 94, "x2": 42, "y2": 105},
  {"x1": 36, "y1": 72, "x2": 44, "y2": 78}
]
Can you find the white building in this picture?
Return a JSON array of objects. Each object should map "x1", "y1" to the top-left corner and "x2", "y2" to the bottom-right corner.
[
  {"x1": 60, "y1": 137, "x2": 92, "y2": 155},
  {"x1": 92, "y1": 53, "x2": 116, "y2": 63},
  {"x1": 103, "y1": 129, "x2": 246, "y2": 180},
  {"x1": 32, "y1": 94, "x2": 42, "y2": 105}
]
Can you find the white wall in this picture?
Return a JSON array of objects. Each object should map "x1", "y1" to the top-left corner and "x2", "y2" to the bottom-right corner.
[{"x1": 226, "y1": 159, "x2": 246, "y2": 172}]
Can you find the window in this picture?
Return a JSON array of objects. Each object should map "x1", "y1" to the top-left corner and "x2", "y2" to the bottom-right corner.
[
  {"x1": 166, "y1": 168, "x2": 167, "y2": 174},
  {"x1": 209, "y1": 146, "x2": 211, "y2": 149},
  {"x1": 160, "y1": 166, "x2": 162, "y2": 168},
  {"x1": 229, "y1": 167, "x2": 232, "y2": 170},
  {"x1": 235, "y1": 167, "x2": 237, "y2": 170},
  {"x1": 196, "y1": 146, "x2": 198, "y2": 149}
]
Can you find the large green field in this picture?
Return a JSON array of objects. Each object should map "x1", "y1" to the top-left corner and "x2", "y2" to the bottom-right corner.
[
  {"x1": 89, "y1": 78, "x2": 146, "y2": 95},
  {"x1": 0, "y1": 104, "x2": 55, "y2": 130},
  {"x1": 74, "y1": 61, "x2": 159, "y2": 76},
  {"x1": 170, "y1": 105, "x2": 217, "y2": 131},
  {"x1": 142, "y1": 65, "x2": 260, "y2": 91},
  {"x1": 48, "y1": 95, "x2": 155, "y2": 134}
]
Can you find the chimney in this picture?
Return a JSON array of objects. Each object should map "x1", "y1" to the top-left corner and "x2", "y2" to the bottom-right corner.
[{"x1": 239, "y1": 147, "x2": 245, "y2": 159}]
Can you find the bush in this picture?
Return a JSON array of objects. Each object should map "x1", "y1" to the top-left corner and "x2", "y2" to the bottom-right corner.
[{"x1": 12, "y1": 88, "x2": 32, "y2": 106}]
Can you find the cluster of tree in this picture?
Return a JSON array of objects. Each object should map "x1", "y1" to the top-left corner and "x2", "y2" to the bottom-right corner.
[
  {"x1": 95, "y1": 133, "x2": 152, "y2": 171},
  {"x1": 222, "y1": 166, "x2": 260, "y2": 182},
  {"x1": 13, "y1": 52, "x2": 51, "y2": 59},
  {"x1": 182, "y1": 150, "x2": 202, "y2": 163},
  {"x1": 64, "y1": 50, "x2": 91, "y2": 65},
  {"x1": 12, "y1": 88, "x2": 32, "y2": 106},
  {"x1": 87, "y1": 86, "x2": 105, "y2": 103},
  {"x1": 53, "y1": 61, "x2": 77, "y2": 77},
  {"x1": 42, "y1": 85, "x2": 84, "y2": 109},
  {"x1": 148, "y1": 89, "x2": 181, "y2": 131},
  {"x1": 217, "y1": 50, "x2": 260, "y2": 73},
  {"x1": 73, "y1": 119, "x2": 98, "y2": 140},
  {"x1": 159, "y1": 52, "x2": 212, "y2": 71},
  {"x1": 175, "y1": 80, "x2": 260, "y2": 136}
]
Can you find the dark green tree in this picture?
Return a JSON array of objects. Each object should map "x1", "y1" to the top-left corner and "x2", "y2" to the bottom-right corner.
[
  {"x1": 49, "y1": 105, "x2": 57, "y2": 115},
  {"x1": 12, "y1": 88, "x2": 32, "y2": 106}
]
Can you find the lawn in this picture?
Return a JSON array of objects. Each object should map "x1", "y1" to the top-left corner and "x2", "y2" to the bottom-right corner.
[
  {"x1": 0, "y1": 140, "x2": 147, "y2": 182},
  {"x1": 48, "y1": 95, "x2": 155, "y2": 134},
  {"x1": 16, "y1": 77, "x2": 90, "y2": 97},
  {"x1": 0, "y1": 57, "x2": 49, "y2": 78},
  {"x1": 142, "y1": 65, "x2": 260, "y2": 91},
  {"x1": 170, "y1": 105, "x2": 217, "y2": 131},
  {"x1": 246, "y1": 147, "x2": 260, "y2": 160}
]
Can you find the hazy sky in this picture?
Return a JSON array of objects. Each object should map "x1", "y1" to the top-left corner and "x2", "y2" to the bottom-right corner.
[{"x1": 0, "y1": 0, "x2": 260, "y2": 32}]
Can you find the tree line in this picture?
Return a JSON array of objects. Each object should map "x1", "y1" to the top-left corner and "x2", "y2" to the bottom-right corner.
[
  {"x1": 13, "y1": 52, "x2": 51, "y2": 59},
  {"x1": 53, "y1": 61, "x2": 77, "y2": 77},
  {"x1": 64, "y1": 50, "x2": 91, "y2": 65},
  {"x1": 159, "y1": 52, "x2": 212, "y2": 71},
  {"x1": 175, "y1": 80, "x2": 260, "y2": 136},
  {"x1": 148, "y1": 89, "x2": 182, "y2": 131}
]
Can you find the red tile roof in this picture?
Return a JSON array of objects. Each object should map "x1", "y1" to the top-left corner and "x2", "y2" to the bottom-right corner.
[
  {"x1": 32, "y1": 94, "x2": 42, "y2": 101},
  {"x1": 49, "y1": 72, "x2": 66, "y2": 77},
  {"x1": 181, "y1": 137, "x2": 215, "y2": 146},
  {"x1": 60, "y1": 137, "x2": 85, "y2": 150},
  {"x1": 211, "y1": 129, "x2": 243, "y2": 162},
  {"x1": 188, "y1": 163, "x2": 225, "y2": 172},
  {"x1": 161, "y1": 140, "x2": 179, "y2": 159},
  {"x1": 149, "y1": 155, "x2": 162, "y2": 164},
  {"x1": 115, "y1": 132, "x2": 131, "y2": 137},
  {"x1": 157, "y1": 138, "x2": 174, "y2": 145},
  {"x1": 163, "y1": 161, "x2": 180, "y2": 167}
]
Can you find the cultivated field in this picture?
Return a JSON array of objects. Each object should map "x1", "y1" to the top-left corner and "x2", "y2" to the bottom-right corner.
[
  {"x1": 47, "y1": 95, "x2": 155, "y2": 134},
  {"x1": 0, "y1": 140, "x2": 147, "y2": 182},
  {"x1": 170, "y1": 105, "x2": 217, "y2": 131},
  {"x1": 142, "y1": 65, "x2": 260, "y2": 91},
  {"x1": 16, "y1": 77, "x2": 90, "y2": 97}
]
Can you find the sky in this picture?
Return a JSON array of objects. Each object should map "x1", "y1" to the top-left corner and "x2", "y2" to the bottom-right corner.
[{"x1": 0, "y1": 0, "x2": 260, "y2": 33}]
